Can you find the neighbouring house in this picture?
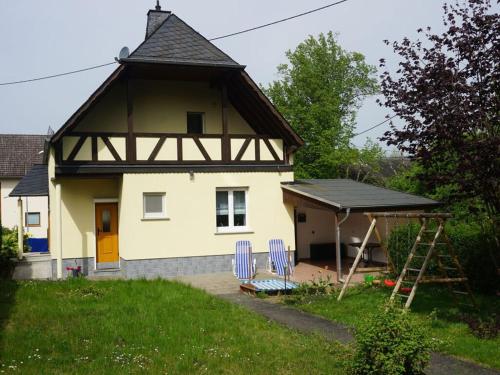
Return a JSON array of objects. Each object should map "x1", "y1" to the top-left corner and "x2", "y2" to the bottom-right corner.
[
  {"x1": 12, "y1": 4, "x2": 440, "y2": 280},
  {"x1": 0, "y1": 134, "x2": 49, "y2": 248}
]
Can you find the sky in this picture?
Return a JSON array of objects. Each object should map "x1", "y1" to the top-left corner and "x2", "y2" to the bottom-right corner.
[{"x1": 0, "y1": 0, "x2": 466, "y2": 149}]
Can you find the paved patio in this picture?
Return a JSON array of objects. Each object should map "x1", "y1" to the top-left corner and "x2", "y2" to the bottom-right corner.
[{"x1": 176, "y1": 261, "x2": 380, "y2": 295}]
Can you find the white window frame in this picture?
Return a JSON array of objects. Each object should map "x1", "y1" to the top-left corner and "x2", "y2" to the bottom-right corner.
[
  {"x1": 25, "y1": 212, "x2": 41, "y2": 227},
  {"x1": 215, "y1": 188, "x2": 250, "y2": 233},
  {"x1": 143, "y1": 193, "x2": 167, "y2": 220}
]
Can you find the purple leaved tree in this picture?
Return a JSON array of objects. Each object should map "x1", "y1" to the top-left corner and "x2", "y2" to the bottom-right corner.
[{"x1": 378, "y1": 0, "x2": 499, "y2": 224}]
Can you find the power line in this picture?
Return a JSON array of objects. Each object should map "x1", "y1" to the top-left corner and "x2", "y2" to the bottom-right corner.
[
  {"x1": 0, "y1": 62, "x2": 117, "y2": 86},
  {"x1": 208, "y1": 0, "x2": 350, "y2": 41},
  {"x1": 0, "y1": 0, "x2": 351, "y2": 86},
  {"x1": 354, "y1": 114, "x2": 398, "y2": 137}
]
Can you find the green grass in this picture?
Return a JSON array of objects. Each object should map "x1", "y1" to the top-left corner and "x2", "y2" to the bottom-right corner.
[
  {"x1": 0, "y1": 279, "x2": 349, "y2": 374},
  {"x1": 287, "y1": 284, "x2": 500, "y2": 369}
]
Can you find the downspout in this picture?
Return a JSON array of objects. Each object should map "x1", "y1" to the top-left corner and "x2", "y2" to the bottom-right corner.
[
  {"x1": 55, "y1": 183, "x2": 62, "y2": 279},
  {"x1": 336, "y1": 207, "x2": 350, "y2": 283}
]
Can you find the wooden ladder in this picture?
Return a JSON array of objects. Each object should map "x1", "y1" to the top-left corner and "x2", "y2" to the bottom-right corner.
[{"x1": 390, "y1": 218, "x2": 476, "y2": 309}]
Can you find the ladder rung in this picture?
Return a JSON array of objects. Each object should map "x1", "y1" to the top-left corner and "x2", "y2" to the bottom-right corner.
[
  {"x1": 413, "y1": 255, "x2": 426, "y2": 259},
  {"x1": 438, "y1": 255, "x2": 452, "y2": 258},
  {"x1": 402, "y1": 280, "x2": 414, "y2": 285},
  {"x1": 396, "y1": 293, "x2": 409, "y2": 298},
  {"x1": 418, "y1": 242, "x2": 446, "y2": 246},
  {"x1": 442, "y1": 267, "x2": 458, "y2": 271},
  {"x1": 407, "y1": 268, "x2": 421, "y2": 272},
  {"x1": 453, "y1": 290, "x2": 469, "y2": 295}
]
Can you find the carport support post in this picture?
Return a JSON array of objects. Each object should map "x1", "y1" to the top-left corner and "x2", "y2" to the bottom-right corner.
[
  {"x1": 335, "y1": 209, "x2": 351, "y2": 283},
  {"x1": 335, "y1": 213, "x2": 342, "y2": 283},
  {"x1": 17, "y1": 198, "x2": 24, "y2": 259}
]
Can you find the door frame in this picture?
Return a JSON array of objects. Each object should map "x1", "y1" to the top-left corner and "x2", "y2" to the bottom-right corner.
[{"x1": 93, "y1": 198, "x2": 119, "y2": 270}]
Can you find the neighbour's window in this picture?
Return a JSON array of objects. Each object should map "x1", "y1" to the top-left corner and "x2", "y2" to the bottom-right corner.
[
  {"x1": 216, "y1": 189, "x2": 248, "y2": 232},
  {"x1": 187, "y1": 112, "x2": 205, "y2": 134},
  {"x1": 25, "y1": 212, "x2": 41, "y2": 227},
  {"x1": 143, "y1": 193, "x2": 166, "y2": 219}
]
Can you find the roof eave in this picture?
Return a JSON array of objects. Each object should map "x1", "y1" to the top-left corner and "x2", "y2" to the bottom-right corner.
[{"x1": 121, "y1": 57, "x2": 246, "y2": 70}]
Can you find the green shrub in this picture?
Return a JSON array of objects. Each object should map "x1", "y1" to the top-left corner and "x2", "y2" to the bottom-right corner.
[
  {"x1": 386, "y1": 221, "x2": 497, "y2": 293},
  {"x1": 351, "y1": 304, "x2": 434, "y2": 375},
  {"x1": 0, "y1": 226, "x2": 30, "y2": 278},
  {"x1": 1, "y1": 226, "x2": 18, "y2": 278}
]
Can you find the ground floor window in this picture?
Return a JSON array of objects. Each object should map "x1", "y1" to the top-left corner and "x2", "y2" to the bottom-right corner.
[
  {"x1": 216, "y1": 188, "x2": 248, "y2": 232},
  {"x1": 25, "y1": 212, "x2": 41, "y2": 227},
  {"x1": 143, "y1": 193, "x2": 167, "y2": 219}
]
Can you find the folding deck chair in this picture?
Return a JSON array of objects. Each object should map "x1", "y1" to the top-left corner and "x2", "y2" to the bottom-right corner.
[
  {"x1": 232, "y1": 240, "x2": 256, "y2": 281},
  {"x1": 268, "y1": 239, "x2": 294, "y2": 277}
]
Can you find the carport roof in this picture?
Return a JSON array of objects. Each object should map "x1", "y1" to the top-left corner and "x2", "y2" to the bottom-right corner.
[
  {"x1": 9, "y1": 165, "x2": 48, "y2": 197},
  {"x1": 282, "y1": 179, "x2": 440, "y2": 212}
]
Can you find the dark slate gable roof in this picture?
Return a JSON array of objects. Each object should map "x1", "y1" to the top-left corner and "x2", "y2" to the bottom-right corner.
[
  {"x1": 9, "y1": 165, "x2": 48, "y2": 197},
  {"x1": 282, "y1": 179, "x2": 440, "y2": 211},
  {"x1": 126, "y1": 14, "x2": 243, "y2": 68},
  {"x1": 0, "y1": 134, "x2": 46, "y2": 178}
]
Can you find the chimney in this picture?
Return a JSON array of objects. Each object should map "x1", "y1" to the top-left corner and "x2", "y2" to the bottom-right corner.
[{"x1": 146, "y1": 1, "x2": 170, "y2": 39}]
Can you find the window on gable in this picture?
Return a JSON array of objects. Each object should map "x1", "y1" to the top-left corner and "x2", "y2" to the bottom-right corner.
[
  {"x1": 25, "y1": 212, "x2": 41, "y2": 227},
  {"x1": 187, "y1": 112, "x2": 205, "y2": 134},
  {"x1": 143, "y1": 193, "x2": 167, "y2": 219},
  {"x1": 216, "y1": 189, "x2": 248, "y2": 232}
]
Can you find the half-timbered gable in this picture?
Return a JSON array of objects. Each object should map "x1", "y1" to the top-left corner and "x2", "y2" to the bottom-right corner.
[{"x1": 52, "y1": 11, "x2": 302, "y2": 173}]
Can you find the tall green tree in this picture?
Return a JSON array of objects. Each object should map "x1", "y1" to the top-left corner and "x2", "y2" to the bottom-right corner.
[{"x1": 264, "y1": 32, "x2": 379, "y2": 178}]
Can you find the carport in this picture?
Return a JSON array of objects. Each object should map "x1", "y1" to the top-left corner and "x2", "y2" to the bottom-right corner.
[{"x1": 282, "y1": 179, "x2": 440, "y2": 282}]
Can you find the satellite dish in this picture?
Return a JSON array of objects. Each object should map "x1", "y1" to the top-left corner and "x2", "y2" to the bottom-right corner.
[{"x1": 118, "y1": 46, "x2": 130, "y2": 60}]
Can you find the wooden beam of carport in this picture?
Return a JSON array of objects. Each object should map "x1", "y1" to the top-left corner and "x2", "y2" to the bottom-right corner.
[{"x1": 282, "y1": 187, "x2": 340, "y2": 212}]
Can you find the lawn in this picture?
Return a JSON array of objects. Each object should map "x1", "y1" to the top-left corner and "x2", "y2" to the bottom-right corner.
[
  {"x1": 285, "y1": 283, "x2": 500, "y2": 369},
  {"x1": 0, "y1": 279, "x2": 348, "y2": 374}
]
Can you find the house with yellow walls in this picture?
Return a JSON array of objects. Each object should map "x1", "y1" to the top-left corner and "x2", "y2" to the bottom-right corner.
[
  {"x1": 45, "y1": 4, "x2": 303, "y2": 279},
  {"x1": 10, "y1": 4, "x2": 440, "y2": 280}
]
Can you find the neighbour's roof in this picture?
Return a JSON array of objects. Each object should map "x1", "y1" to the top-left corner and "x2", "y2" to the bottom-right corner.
[
  {"x1": 282, "y1": 179, "x2": 440, "y2": 212},
  {"x1": 9, "y1": 165, "x2": 48, "y2": 197},
  {"x1": 126, "y1": 13, "x2": 243, "y2": 68},
  {"x1": 0, "y1": 134, "x2": 46, "y2": 178}
]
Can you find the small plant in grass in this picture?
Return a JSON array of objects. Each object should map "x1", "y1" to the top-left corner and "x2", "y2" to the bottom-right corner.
[
  {"x1": 350, "y1": 303, "x2": 435, "y2": 375},
  {"x1": 460, "y1": 314, "x2": 499, "y2": 339}
]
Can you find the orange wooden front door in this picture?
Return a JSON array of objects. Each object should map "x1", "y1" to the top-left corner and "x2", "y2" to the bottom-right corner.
[{"x1": 95, "y1": 203, "x2": 119, "y2": 263}]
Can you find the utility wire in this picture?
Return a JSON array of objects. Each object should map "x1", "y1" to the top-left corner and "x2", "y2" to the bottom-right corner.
[
  {"x1": 354, "y1": 114, "x2": 398, "y2": 137},
  {"x1": 208, "y1": 0, "x2": 350, "y2": 41},
  {"x1": 0, "y1": 62, "x2": 117, "y2": 86},
  {"x1": 0, "y1": 0, "x2": 350, "y2": 86}
]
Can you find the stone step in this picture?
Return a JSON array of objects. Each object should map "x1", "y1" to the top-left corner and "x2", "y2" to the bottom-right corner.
[{"x1": 88, "y1": 268, "x2": 124, "y2": 280}]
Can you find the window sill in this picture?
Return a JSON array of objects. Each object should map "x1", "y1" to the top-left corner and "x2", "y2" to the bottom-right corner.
[
  {"x1": 141, "y1": 217, "x2": 170, "y2": 222},
  {"x1": 214, "y1": 228, "x2": 254, "y2": 235}
]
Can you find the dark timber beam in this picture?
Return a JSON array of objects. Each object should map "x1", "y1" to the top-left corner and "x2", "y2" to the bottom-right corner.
[
  {"x1": 126, "y1": 80, "x2": 135, "y2": 162},
  {"x1": 67, "y1": 136, "x2": 87, "y2": 162},
  {"x1": 193, "y1": 137, "x2": 212, "y2": 161},
  {"x1": 148, "y1": 136, "x2": 166, "y2": 162},
  {"x1": 234, "y1": 138, "x2": 252, "y2": 161},
  {"x1": 221, "y1": 84, "x2": 230, "y2": 162},
  {"x1": 102, "y1": 137, "x2": 122, "y2": 162}
]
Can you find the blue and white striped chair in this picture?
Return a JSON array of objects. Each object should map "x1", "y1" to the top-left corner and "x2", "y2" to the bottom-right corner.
[
  {"x1": 232, "y1": 240, "x2": 256, "y2": 281},
  {"x1": 268, "y1": 239, "x2": 294, "y2": 277}
]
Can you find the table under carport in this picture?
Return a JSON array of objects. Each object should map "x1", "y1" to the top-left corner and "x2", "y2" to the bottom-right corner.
[{"x1": 281, "y1": 179, "x2": 440, "y2": 283}]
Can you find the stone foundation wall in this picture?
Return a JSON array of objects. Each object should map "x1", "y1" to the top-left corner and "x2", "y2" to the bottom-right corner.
[{"x1": 51, "y1": 252, "x2": 295, "y2": 279}]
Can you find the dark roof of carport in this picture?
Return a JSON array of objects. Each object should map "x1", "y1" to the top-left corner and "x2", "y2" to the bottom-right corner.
[
  {"x1": 282, "y1": 179, "x2": 440, "y2": 211},
  {"x1": 9, "y1": 165, "x2": 48, "y2": 197}
]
